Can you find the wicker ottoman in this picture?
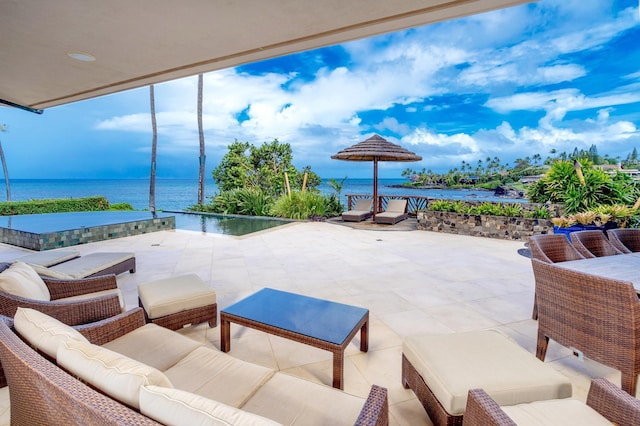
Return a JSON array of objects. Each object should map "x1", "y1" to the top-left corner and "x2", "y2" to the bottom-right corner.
[
  {"x1": 138, "y1": 273, "x2": 217, "y2": 331},
  {"x1": 402, "y1": 330, "x2": 572, "y2": 426}
]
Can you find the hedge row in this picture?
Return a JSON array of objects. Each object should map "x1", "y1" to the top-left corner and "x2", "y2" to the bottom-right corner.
[{"x1": 0, "y1": 197, "x2": 111, "y2": 216}]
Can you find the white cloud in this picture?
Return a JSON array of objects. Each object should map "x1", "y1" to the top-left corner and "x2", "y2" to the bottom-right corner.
[{"x1": 90, "y1": 0, "x2": 640, "y2": 177}]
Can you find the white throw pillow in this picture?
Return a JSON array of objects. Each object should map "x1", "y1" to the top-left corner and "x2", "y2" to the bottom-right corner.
[
  {"x1": 140, "y1": 385, "x2": 282, "y2": 426},
  {"x1": 0, "y1": 261, "x2": 50, "y2": 300},
  {"x1": 57, "y1": 340, "x2": 173, "y2": 409},
  {"x1": 13, "y1": 307, "x2": 88, "y2": 359}
]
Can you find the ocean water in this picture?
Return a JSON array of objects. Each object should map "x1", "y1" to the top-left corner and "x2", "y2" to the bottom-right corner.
[{"x1": 0, "y1": 178, "x2": 523, "y2": 211}]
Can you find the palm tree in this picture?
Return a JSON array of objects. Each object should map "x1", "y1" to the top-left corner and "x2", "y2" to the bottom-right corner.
[
  {"x1": 149, "y1": 85, "x2": 157, "y2": 213},
  {"x1": 197, "y1": 74, "x2": 206, "y2": 205},
  {"x1": 0, "y1": 124, "x2": 10, "y2": 201}
]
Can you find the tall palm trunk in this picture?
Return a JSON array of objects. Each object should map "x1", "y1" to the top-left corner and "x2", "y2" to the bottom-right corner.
[
  {"x1": 197, "y1": 74, "x2": 206, "y2": 205},
  {"x1": 0, "y1": 125, "x2": 10, "y2": 201},
  {"x1": 149, "y1": 85, "x2": 157, "y2": 213}
]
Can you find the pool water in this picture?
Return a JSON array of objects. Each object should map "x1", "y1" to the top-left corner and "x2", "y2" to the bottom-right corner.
[{"x1": 171, "y1": 212, "x2": 292, "y2": 236}]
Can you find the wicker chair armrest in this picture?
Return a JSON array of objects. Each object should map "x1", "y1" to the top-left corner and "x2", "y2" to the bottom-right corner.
[
  {"x1": 354, "y1": 384, "x2": 388, "y2": 426},
  {"x1": 462, "y1": 389, "x2": 517, "y2": 426},
  {"x1": 0, "y1": 291, "x2": 122, "y2": 326},
  {"x1": 44, "y1": 274, "x2": 118, "y2": 300},
  {"x1": 76, "y1": 307, "x2": 146, "y2": 345},
  {"x1": 586, "y1": 378, "x2": 640, "y2": 426}
]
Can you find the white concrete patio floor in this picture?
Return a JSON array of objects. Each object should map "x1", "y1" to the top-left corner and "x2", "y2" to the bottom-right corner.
[{"x1": 1, "y1": 222, "x2": 634, "y2": 425}]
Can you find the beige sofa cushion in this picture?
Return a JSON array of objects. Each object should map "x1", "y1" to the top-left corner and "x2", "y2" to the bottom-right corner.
[
  {"x1": 13, "y1": 307, "x2": 88, "y2": 358},
  {"x1": 103, "y1": 323, "x2": 202, "y2": 371},
  {"x1": 140, "y1": 385, "x2": 282, "y2": 426},
  {"x1": 403, "y1": 330, "x2": 572, "y2": 415},
  {"x1": 57, "y1": 339, "x2": 172, "y2": 409},
  {"x1": 164, "y1": 346, "x2": 274, "y2": 408},
  {"x1": 138, "y1": 274, "x2": 216, "y2": 319},
  {"x1": 242, "y1": 373, "x2": 365, "y2": 425},
  {"x1": 59, "y1": 288, "x2": 125, "y2": 311},
  {"x1": 502, "y1": 399, "x2": 611, "y2": 425},
  {"x1": 0, "y1": 261, "x2": 50, "y2": 301}
]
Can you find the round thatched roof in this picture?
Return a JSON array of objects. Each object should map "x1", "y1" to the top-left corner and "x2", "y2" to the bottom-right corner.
[{"x1": 331, "y1": 134, "x2": 422, "y2": 162}]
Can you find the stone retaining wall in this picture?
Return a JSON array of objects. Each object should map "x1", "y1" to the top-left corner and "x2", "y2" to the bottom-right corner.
[{"x1": 416, "y1": 210, "x2": 553, "y2": 241}]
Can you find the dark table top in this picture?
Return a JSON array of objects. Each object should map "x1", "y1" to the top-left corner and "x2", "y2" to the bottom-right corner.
[{"x1": 221, "y1": 288, "x2": 368, "y2": 345}]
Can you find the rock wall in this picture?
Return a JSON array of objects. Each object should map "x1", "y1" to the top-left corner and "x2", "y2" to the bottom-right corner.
[{"x1": 416, "y1": 211, "x2": 553, "y2": 241}]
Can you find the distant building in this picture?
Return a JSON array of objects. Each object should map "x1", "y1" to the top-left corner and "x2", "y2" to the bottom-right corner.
[{"x1": 521, "y1": 175, "x2": 544, "y2": 185}]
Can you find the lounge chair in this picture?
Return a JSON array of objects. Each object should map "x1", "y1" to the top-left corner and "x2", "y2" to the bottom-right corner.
[
  {"x1": 374, "y1": 199, "x2": 408, "y2": 225},
  {"x1": 25, "y1": 252, "x2": 136, "y2": 279},
  {"x1": 0, "y1": 261, "x2": 124, "y2": 325},
  {"x1": 342, "y1": 199, "x2": 373, "y2": 222}
]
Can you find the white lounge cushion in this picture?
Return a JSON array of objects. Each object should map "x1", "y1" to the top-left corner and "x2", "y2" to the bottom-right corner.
[
  {"x1": 57, "y1": 339, "x2": 172, "y2": 409},
  {"x1": 17, "y1": 250, "x2": 79, "y2": 267},
  {"x1": 0, "y1": 261, "x2": 50, "y2": 301},
  {"x1": 403, "y1": 330, "x2": 572, "y2": 415},
  {"x1": 59, "y1": 288, "x2": 125, "y2": 311},
  {"x1": 103, "y1": 323, "x2": 202, "y2": 371},
  {"x1": 164, "y1": 346, "x2": 274, "y2": 408},
  {"x1": 241, "y1": 372, "x2": 365, "y2": 426},
  {"x1": 39, "y1": 252, "x2": 135, "y2": 279},
  {"x1": 501, "y1": 399, "x2": 611, "y2": 425},
  {"x1": 140, "y1": 385, "x2": 282, "y2": 426},
  {"x1": 138, "y1": 274, "x2": 216, "y2": 319},
  {"x1": 13, "y1": 307, "x2": 88, "y2": 359},
  {"x1": 26, "y1": 263, "x2": 73, "y2": 280}
]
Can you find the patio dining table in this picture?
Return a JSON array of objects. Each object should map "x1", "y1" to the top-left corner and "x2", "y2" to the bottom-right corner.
[{"x1": 554, "y1": 252, "x2": 640, "y2": 290}]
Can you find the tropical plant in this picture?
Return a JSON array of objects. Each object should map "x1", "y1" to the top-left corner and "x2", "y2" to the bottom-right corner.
[
  {"x1": 271, "y1": 191, "x2": 328, "y2": 220},
  {"x1": 204, "y1": 188, "x2": 272, "y2": 216},
  {"x1": 527, "y1": 159, "x2": 638, "y2": 214},
  {"x1": 212, "y1": 139, "x2": 321, "y2": 198}
]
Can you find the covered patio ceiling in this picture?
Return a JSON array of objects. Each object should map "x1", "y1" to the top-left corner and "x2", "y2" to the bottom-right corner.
[{"x1": 1, "y1": 0, "x2": 532, "y2": 112}]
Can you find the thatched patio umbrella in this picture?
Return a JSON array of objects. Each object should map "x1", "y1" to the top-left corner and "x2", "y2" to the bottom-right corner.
[{"x1": 331, "y1": 134, "x2": 422, "y2": 219}]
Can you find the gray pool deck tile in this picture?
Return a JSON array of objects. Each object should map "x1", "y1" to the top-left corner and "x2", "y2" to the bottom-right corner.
[{"x1": 0, "y1": 221, "x2": 631, "y2": 425}]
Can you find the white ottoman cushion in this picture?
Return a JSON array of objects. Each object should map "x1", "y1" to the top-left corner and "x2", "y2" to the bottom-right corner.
[
  {"x1": 138, "y1": 274, "x2": 216, "y2": 319},
  {"x1": 403, "y1": 330, "x2": 572, "y2": 415}
]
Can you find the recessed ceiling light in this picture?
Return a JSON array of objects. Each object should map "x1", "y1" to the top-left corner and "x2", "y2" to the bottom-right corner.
[{"x1": 67, "y1": 51, "x2": 96, "y2": 62}]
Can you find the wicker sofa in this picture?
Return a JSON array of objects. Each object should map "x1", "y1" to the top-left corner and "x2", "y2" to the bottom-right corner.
[{"x1": 0, "y1": 307, "x2": 388, "y2": 425}]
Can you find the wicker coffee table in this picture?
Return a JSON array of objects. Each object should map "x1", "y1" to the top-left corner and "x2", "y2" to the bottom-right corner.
[{"x1": 220, "y1": 288, "x2": 369, "y2": 390}]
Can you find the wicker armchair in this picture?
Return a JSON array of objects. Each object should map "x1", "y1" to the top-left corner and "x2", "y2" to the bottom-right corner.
[
  {"x1": 0, "y1": 263, "x2": 122, "y2": 326},
  {"x1": 569, "y1": 229, "x2": 623, "y2": 258},
  {"x1": 527, "y1": 234, "x2": 585, "y2": 319},
  {"x1": 463, "y1": 378, "x2": 640, "y2": 426},
  {"x1": 607, "y1": 228, "x2": 640, "y2": 253},
  {"x1": 531, "y1": 258, "x2": 640, "y2": 396}
]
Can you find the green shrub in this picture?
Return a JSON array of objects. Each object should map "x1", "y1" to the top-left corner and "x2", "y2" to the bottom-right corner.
[
  {"x1": 195, "y1": 188, "x2": 273, "y2": 216},
  {"x1": 271, "y1": 191, "x2": 329, "y2": 219},
  {"x1": 108, "y1": 203, "x2": 134, "y2": 211},
  {"x1": 0, "y1": 196, "x2": 110, "y2": 215},
  {"x1": 527, "y1": 159, "x2": 639, "y2": 214}
]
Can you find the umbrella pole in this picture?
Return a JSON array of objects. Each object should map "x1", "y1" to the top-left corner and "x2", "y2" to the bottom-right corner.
[{"x1": 373, "y1": 157, "x2": 378, "y2": 220}]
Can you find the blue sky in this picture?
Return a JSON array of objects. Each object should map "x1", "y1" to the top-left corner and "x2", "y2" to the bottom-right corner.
[{"x1": 1, "y1": 0, "x2": 639, "y2": 180}]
